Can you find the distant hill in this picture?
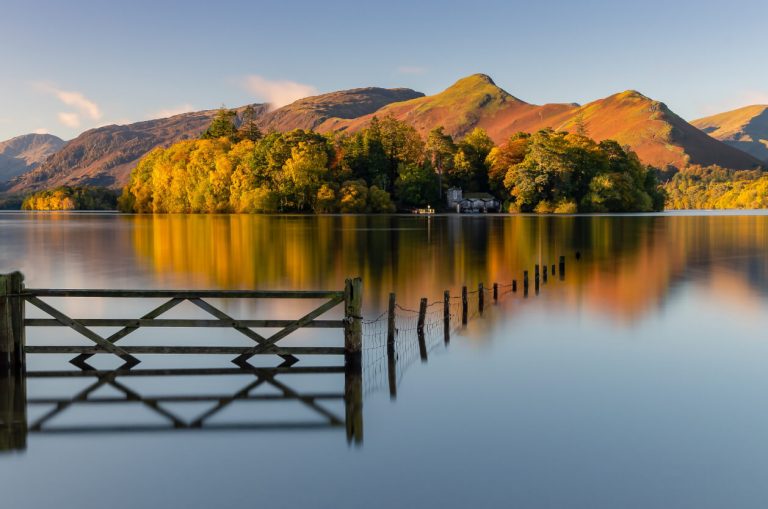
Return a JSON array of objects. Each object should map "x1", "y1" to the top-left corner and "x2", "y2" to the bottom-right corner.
[
  {"x1": 1, "y1": 87, "x2": 424, "y2": 194},
  {"x1": 0, "y1": 133, "x2": 65, "y2": 181},
  {"x1": 0, "y1": 108, "x2": 253, "y2": 194},
  {"x1": 692, "y1": 105, "x2": 768, "y2": 163},
  {"x1": 259, "y1": 87, "x2": 424, "y2": 131},
  {"x1": 320, "y1": 74, "x2": 761, "y2": 170}
]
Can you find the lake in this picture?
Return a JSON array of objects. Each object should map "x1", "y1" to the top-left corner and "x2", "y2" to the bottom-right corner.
[{"x1": 1, "y1": 211, "x2": 768, "y2": 509}]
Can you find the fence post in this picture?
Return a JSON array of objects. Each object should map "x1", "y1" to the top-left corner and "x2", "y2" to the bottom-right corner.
[
  {"x1": 493, "y1": 283, "x2": 498, "y2": 303},
  {"x1": 523, "y1": 271, "x2": 529, "y2": 295},
  {"x1": 344, "y1": 278, "x2": 363, "y2": 368},
  {"x1": 543, "y1": 265, "x2": 548, "y2": 283},
  {"x1": 443, "y1": 290, "x2": 450, "y2": 345},
  {"x1": 478, "y1": 283, "x2": 484, "y2": 314},
  {"x1": 551, "y1": 264, "x2": 556, "y2": 277},
  {"x1": 512, "y1": 279, "x2": 517, "y2": 293},
  {"x1": 461, "y1": 286, "x2": 468, "y2": 325},
  {"x1": 559, "y1": 255, "x2": 566, "y2": 280},
  {"x1": 417, "y1": 297, "x2": 428, "y2": 362},
  {"x1": 0, "y1": 272, "x2": 25, "y2": 373},
  {"x1": 387, "y1": 292, "x2": 396, "y2": 350}
]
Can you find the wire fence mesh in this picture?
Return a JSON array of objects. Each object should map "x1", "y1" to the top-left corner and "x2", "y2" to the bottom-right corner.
[{"x1": 360, "y1": 260, "x2": 568, "y2": 396}]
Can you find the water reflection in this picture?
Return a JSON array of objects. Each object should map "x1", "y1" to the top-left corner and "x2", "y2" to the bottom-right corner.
[
  {"x1": 1, "y1": 362, "x2": 363, "y2": 452},
  {"x1": 125, "y1": 213, "x2": 768, "y2": 321}
]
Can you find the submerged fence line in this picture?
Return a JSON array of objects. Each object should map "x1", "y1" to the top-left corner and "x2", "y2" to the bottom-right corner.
[{"x1": 361, "y1": 254, "x2": 570, "y2": 397}]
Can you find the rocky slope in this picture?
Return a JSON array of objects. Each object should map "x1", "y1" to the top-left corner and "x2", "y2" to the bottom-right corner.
[{"x1": 0, "y1": 133, "x2": 65, "y2": 181}]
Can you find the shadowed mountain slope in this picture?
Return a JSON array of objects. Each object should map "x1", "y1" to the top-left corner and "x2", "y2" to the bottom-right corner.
[
  {"x1": 0, "y1": 133, "x2": 65, "y2": 181},
  {"x1": 692, "y1": 105, "x2": 768, "y2": 163}
]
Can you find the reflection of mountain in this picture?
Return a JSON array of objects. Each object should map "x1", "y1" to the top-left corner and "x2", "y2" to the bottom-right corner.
[{"x1": 127, "y1": 215, "x2": 768, "y2": 323}]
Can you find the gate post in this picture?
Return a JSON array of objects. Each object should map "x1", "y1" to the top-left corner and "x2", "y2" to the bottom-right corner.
[
  {"x1": 0, "y1": 272, "x2": 25, "y2": 373},
  {"x1": 343, "y1": 278, "x2": 363, "y2": 367}
]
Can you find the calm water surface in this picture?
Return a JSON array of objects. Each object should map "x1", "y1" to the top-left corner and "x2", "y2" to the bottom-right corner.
[{"x1": 1, "y1": 212, "x2": 768, "y2": 509}]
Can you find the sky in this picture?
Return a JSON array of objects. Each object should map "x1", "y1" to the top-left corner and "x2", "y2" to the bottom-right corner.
[{"x1": 1, "y1": 0, "x2": 767, "y2": 141}]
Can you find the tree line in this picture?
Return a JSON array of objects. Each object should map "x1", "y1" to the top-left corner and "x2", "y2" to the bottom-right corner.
[
  {"x1": 116, "y1": 107, "x2": 667, "y2": 214},
  {"x1": 21, "y1": 186, "x2": 118, "y2": 211},
  {"x1": 664, "y1": 165, "x2": 768, "y2": 209}
]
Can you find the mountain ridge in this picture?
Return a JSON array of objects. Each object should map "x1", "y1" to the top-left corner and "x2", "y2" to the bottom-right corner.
[
  {"x1": 692, "y1": 105, "x2": 768, "y2": 163},
  {"x1": 2, "y1": 75, "x2": 763, "y2": 195}
]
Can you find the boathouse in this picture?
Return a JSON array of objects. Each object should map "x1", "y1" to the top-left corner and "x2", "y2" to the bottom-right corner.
[{"x1": 446, "y1": 187, "x2": 501, "y2": 213}]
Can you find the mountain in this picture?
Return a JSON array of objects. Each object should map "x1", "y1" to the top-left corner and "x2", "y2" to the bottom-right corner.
[
  {"x1": 691, "y1": 105, "x2": 768, "y2": 163},
  {"x1": 3, "y1": 76, "x2": 761, "y2": 196},
  {"x1": 2, "y1": 87, "x2": 423, "y2": 194},
  {"x1": 0, "y1": 133, "x2": 65, "y2": 181},
  {"x1": 259, "y1": 87, "x2": 424, "y2": 131},
  {"x1": 319, "y1": 74, "x2": 761, "y2": 170},
  {"x1": 0, "y1": 108, "x2": 253, "y2": 193}
]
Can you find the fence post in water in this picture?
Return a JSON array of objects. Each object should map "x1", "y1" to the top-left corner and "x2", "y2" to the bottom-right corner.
[
  {"x1": 493, "y1": 283, "x2": 498, "y2": 303},
  {"x1": 387, "y1": 292, "x2": 396, "y2": 350},
  {"x1": 417, "y1": 297, "x2": 428, "y2": 362},
  {"x1": 523, "y1": 271, "x2": 529, "y2": 295},
  {"x1": 534, "y1": 265, "x2": 540, "y2": 294},
  {"x1": 443, "y1": 290, "x2": 450, "y2": 345},
  {"x1": 512, "y1": 280, "x2": 517, "y2": 293},
  {"x1": 559, "y1": 255, "x2": 566, "y2": 280},
  {"x1": 0, "y1": 272, "x2": 25, "y2": 373},
  {"x1": 0, "y1": 371, "x2": 27, "y2": 452},
  {"x1": 543, "y1": 265, "x2": 548, "y2": 283},
  {"x1": 461, "y1": 286, "x2": 468, "y2": 325},
  {"x1": 344, "y1": 278, "x2": 363, "y2": 368},
  {"x1": 478, "y1": 283, "x2": 484, "y2": 315}
]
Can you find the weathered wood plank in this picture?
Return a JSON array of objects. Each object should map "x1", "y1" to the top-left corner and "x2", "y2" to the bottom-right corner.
[
  {"x1": 25, "y1": 289, "x2": 344, "y2": 299},
  {"x1": 343, "y1": 278, "x2": 363, "y2": 362},
  {"x1": 25, "y1": 318, "x2": 344, "y2": 328},
  {"x1": 233, "y1": 296, "x2": 345, "y2": 362},
  {"x1": 25, "y1": 295, "x2": 139, "y2": 365},
  {"x1": 0, "y1": 272, "x2": 25, "y2": 371}
]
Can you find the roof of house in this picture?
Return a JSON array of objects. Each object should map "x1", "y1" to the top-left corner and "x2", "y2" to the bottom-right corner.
[{"x1": 463, "y1": 193, "x2": 497, "y2": 200}]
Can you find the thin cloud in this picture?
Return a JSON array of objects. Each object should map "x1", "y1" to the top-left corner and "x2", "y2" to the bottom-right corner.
[
  {"x1": 58, "y1": 112, "x2": 80, "y2": 128},
  {"x1": 243, "y1": 75, "x2": 318, "y2": 109},
  {"x1": 35, "y1": 82, "x2": 102, "y2": 120},
  {"x1": 150, "y1": 104, "x2": 195, "y2": 119},
  {"x1": 397, "y1": 66, "x2": 427, "y2": 75},
  {"x1": 697, "y1": 90, "x2": 768, "y2": 117}
]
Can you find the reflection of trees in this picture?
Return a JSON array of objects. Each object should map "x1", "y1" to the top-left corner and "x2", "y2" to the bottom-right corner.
[{"x1": 128, "y1": 214, "x2": 768, "y2": 322}]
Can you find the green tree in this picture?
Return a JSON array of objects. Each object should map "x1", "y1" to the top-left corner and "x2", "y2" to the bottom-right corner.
[
  {"x1": 426, "y1": 126, "x2": 456, "y2": 197},
  {"x1": 237, "y1": 105, "x2": 263, "y2": 142},
  {"x1": 201, "y1": 107, "x2": 238, "y2": 140},
  {"x1": 395, "y1": 162, "x2": 439, "y2": 208}
]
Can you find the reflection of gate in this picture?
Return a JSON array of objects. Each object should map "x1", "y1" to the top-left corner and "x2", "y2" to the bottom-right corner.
[{"x1": 0, "y1": 363, "x2": 363, "y2": 452}]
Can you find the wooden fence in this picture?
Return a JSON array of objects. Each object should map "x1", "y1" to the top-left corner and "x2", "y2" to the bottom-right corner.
[{"x1": 0, "y1": 273, "x2": 363, "y2": 371}]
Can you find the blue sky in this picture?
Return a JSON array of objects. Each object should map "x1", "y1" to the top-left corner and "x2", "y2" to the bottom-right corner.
[{"x1": 1, "y1": 0, "x2": 767, "y2": 140}]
